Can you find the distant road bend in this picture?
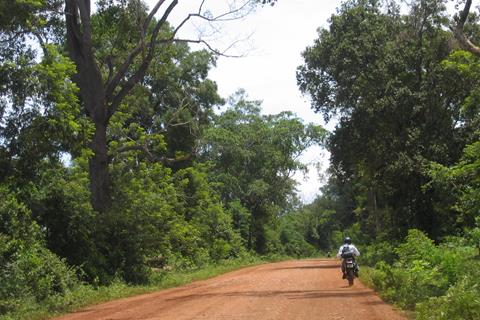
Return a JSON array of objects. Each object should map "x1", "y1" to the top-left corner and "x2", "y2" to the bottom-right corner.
[{"x1": 53, "y1": 259, "x2": 406, "y2": 320}]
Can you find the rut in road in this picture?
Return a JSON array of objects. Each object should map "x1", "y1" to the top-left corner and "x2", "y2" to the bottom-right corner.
[{"x1": 53, "y1": 259, "x2": 406, "y2": 320}]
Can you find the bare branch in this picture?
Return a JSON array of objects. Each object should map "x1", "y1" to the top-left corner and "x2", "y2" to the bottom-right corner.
[
  {"x1": 198, "y1": 0, "x2": 207, "y2": 14},
  {"x1": 105, "y1": 55, "x2": 114, "y2": 85},
  {"x1": 165, "y1": 2, "x2": 255, "y2": 57},
  {"x1": 160, "y1": 98, "x2": 195, "y2": 131},
  {"x1": 166, "y1": 38, "x2": 246, "y2": 58},
  {"x1": 212, "y1": 0, "x2": 254, "y2": 21},
  {"x1": 175, "y1": 0, "x2": 253, "y2": 37},
  {"x1": 33, "y1": 32, "x2": 45, "y2": 47},
  {"x1": 458, "y1": 0, "x2": 472, "y2": 27},
  {"x1": 143, "y1": 0, "x2": 167, "y2": 32},
  {"x1": 106, "y1": 0, "x2": 257, "y2": 118},
  {"x1": 0, "y1": 31, "x2": 27, "y2": 44},
  {"x1": 105, "y1": 46, "x2": 142, "y2": 100}
]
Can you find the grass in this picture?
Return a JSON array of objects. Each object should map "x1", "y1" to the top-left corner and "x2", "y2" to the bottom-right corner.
[
  {"x1": 357, "y1": 265, "x2": 376, "y2": 288},
  {"x1": 0, "y1": 255, "x2": 290, "y2": 320}
]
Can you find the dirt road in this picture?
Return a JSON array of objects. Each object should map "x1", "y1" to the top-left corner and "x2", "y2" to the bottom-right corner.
[{"x1": 54, "y1": 259, "x2": 406, "y2": 320}]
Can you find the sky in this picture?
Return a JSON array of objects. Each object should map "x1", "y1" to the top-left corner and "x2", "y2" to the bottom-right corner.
[{"x1": 157, "y1": 0, "x2": 345, "y2": 202}]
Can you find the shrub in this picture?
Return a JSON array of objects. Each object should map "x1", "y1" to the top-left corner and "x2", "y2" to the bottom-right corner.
[
  {"x1": 369, "y1": 230, "x2": 455, "y2": 309},
  {"x1": 371, "y1": 260, "x2": 447, "y2": 309},
  {"x1": 361, "y1": 241, "x2": 397, "y2": 266},
  {"x1": 416, "y1": 276, "x2": 480, "y2": 320},
  {"x1": 395, "y1": 229, "x2": 437, "y2": 266},
  {"x1": 0, "y1": 187, "x2": 80, "y2": 315}
]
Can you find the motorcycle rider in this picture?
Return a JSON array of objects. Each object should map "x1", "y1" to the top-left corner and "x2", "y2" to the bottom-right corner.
[{"x1": 336, "y1": 237, "x2": 360, "y2": 279}]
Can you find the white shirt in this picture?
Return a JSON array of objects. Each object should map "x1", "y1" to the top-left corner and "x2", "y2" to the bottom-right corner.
[{"x1": 336, "y1": 244, "x2": 360, "y2": 258}]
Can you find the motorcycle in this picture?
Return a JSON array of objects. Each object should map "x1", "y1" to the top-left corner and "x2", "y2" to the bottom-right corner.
[{"x1": 341, "y1": 251, "x2": 358, "y2": 286}]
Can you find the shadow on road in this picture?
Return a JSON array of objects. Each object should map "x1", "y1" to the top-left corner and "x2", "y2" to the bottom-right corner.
[
  {"x1": 272, "y1": 264, "x2": 340, "y2": 270},
  {"x1": 165, "y1": 288, "x2": 375, "y2": 303}
]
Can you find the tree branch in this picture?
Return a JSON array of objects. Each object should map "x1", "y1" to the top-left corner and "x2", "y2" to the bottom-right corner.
[
  {"x1": 171, "y1": 2, "x2": 254, "y2": 40},
  {"x1": 107, "y1": 0, "x2": 179, "y2": 119},
  {"x1": 106, "y1": 0, "x2": 168, "y2": 100},
  {"x1": 143, "y1": 0, "x2": 167, "y2": 32},
  {"x1": 106, "y1": 0, "x2": 257, "y2": 119},
  {"x1": 116, "y1": 144, "x2": 157, "y2": 162},
  {"x1": 451, "y1": 0, "x2": 480, "y2": 56},
  {"x1": 115, "y1": 144, "x2": 193, "y2": 164},
  {"x1": 164, "y1": 38, "x2": 246, "y2": 58},
  {"x1": 76, "y1": 0, "x2": 93, "y2": 51},
  {"x1": 65, "y1": 0, "x2": 83, "y2": 60}
]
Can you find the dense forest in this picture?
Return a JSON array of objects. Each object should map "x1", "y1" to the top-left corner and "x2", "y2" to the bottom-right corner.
[{"x1": 0, "y1": 0, "x2": 479, "y2": 319}]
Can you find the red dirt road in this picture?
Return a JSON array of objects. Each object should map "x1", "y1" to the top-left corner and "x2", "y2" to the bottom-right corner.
[{"x1": 53, "y1": 259, "x2": 406, "y2": 320}]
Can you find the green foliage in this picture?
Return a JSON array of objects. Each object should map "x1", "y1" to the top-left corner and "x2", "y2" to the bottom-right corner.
[
  {"x1": 169, "y1": 165, "x2": 244, "y2": 267},
  {"x1": 279, "y1": 224, "x2": 316, "y2": 257},
  {"x1": 0, "y1": 187, "x2": 79, "y2": 315},
  {"x1": 4, "y1": 1, "x2": 480, "y2": 320},
  {"x1": 0, "y1": 0, "x2": 63, "y2": 39},
  {"x1": 201, "y1": 90, "x2": 326, "y2": 253},
  {"x1": 0, "y1": 41, "x2": 88, "y2": 186},
  {"x1": 361, "y1": 241, "x2": 397, "y2": 266},
  {"x1": 372, "y1": 259, "x2": 447, "y2": 309},
  {"x1": 297, "y1": 0, "x2": 470, "y2": 240},
  {"x1": 30, "y1": 168, "x2": 97, "y2": 262},
  {"x1": 367, "y1": 229, "x2": 478, "y2": 314},
  {"x1": 416, "y1": 276, "x2": 480, "y2": 320},
  {"x1": 395, "y1": 229, "x2": 437, "y2": 265},
  {"x1": 429, "y1": 140, "x2": 480, "y2": 228}
]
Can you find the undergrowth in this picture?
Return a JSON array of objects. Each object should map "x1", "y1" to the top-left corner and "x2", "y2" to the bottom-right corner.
[{"x1": 360, "y1": 229, "x2": 480, "y2": 319}]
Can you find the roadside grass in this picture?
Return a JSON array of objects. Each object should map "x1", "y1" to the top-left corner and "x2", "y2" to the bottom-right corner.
[
  {"x1": 357, "y1": 265, "x2": 375, "y2": 288},
  {"x1": 0, "y1": 254, "x2": 290, "y2": 320}
]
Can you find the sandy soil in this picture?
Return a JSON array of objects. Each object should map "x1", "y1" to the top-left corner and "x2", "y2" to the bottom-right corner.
[{"x1": 53, "y1": 259, "x2": 406, "y2": 320}]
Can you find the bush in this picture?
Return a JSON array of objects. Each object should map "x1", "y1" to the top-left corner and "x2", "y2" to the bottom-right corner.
[
  {"x1": 416, "y1": 276, "x2": 480, "y2": 320},
  {"x1": 279, "y1": 226, "x2": 316, "y2": 257},
  {"x1": 395, "y1": 229, "x2": 437, "y2": 266},
  {"x1": 371, "y1": 260, "x2": 447, "y2": 309},
  {"x1": 0, "y1": 187, "x2": 80, "y2": 315},
  {"x1": 361, "y1": 241, "x2": 397, "y2": 266},
  {"x1": 369, "y1": 230, "x2": 450, "y2": 308},
  {"x1": 368, "y1": 229, "x2": 477, "y2": 313},
  {"x1": 1, "y1": 243, "x2": 79, "y2": 303}
]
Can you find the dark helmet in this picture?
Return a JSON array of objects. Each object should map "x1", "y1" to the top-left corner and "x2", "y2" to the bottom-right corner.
[{"x1": 344, "y1": 237, "x2": 352, "y2": 244}]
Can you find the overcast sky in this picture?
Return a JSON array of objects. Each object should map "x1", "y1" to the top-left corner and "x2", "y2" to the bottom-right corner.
[{"x1": 158, "y1": 0, "x2": 344, "y2": 202}]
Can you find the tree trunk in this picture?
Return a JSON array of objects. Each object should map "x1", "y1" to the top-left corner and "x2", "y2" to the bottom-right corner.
[
  {"x1": 367, "y1": 186, "x2": 379, "y2": 235},
  {"x1": 65, "y1": 0, "x2": 113, "y2": 212},
  {"x1": 89, "y1": 119, "x2": 111, "y2": 212}
]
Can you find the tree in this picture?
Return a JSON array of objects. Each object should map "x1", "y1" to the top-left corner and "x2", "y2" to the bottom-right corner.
[
  {"x1": 297, "y1": 0, "x2": 465, "y2": 239},
  {"x1": 451, "y1": 0, "x2": 480, "y2": 55},
  {"x1": 0, "y1": 1, "x2": 85, "y2": 186},
  {"x1": 61, "y1": 0, "x2": 277, "y2": 212},
  {"x1": 201, "y1": 91, "x2": 325, "y2": 252}
]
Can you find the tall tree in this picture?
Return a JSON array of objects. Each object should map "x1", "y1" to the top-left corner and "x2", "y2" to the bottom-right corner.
[
  {"x1": 297, "y1": 0, "x2": 464, "y2": 239},
  {"x1": 62, "y1": 0, "x2": 276, "y2": 212},
  {"x1": 201, "y1": 91, "x2": 325, "y2": 252}
]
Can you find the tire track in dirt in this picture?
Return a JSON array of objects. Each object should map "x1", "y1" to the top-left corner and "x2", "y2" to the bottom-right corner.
[{"x1": 53, "y1": 259, "x2": 406, "y2": 320}]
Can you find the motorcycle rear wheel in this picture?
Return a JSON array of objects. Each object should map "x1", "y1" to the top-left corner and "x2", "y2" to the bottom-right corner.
[{"x1": 347, "y1": 269, "x2": 354, "y2": 286}]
